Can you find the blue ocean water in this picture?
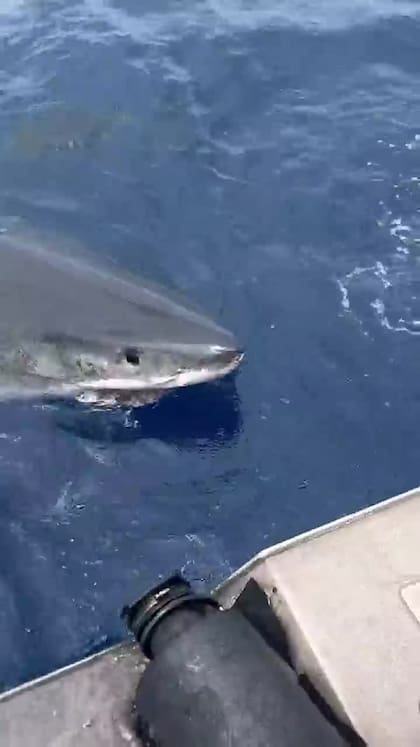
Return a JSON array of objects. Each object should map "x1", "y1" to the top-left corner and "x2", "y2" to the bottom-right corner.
[{"x1": 1, "y1": 0, "x2": 420, "y2": 690}]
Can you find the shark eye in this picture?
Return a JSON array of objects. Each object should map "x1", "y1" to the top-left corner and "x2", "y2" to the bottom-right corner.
[{"x1": 124, "y1": 347, "x2": 140, "y2": 366}]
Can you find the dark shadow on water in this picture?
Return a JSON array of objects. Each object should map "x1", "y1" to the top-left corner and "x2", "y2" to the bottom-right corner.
[{"x1": 54, "y1": 375, "x2": 242, "y2": 448}]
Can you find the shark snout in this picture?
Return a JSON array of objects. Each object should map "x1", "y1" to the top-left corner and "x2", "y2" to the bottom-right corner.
[
  {"x1": 210, "y1": 346, "x2": 244, "y2": 370},
  {"x1": 162, "y1": 345, "x2": 244, "y2": 389}
]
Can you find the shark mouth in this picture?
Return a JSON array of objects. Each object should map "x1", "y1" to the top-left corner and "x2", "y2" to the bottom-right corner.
[{"x1": 75, "y1": 351, "x2": 244, "y2": 408}]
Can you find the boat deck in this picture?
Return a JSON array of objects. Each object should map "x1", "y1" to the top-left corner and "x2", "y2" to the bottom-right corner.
[{"x1": 2, "y1": 486, "x2": 420, "y2": 746}]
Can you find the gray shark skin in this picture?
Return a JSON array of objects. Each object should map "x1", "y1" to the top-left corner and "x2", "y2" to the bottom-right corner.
[{"x1": 0, "y1": 228, "x2": 243, "y2": 407}]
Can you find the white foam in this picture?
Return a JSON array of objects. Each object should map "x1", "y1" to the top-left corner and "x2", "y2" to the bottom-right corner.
[
  {"x1": 373, "y1": 261, "x2": 391, "y2": 289},
  {"x1": 337, "y1": 251, "x2": 420, "y2": 336},
  {"x1": 339, "y1": 157, "x2": 420, "y2": 335},
  {"x1": 390, "y1": 217, "x2": 412, "y2": 237},
  {"x1": 206, "y1": 165, "x2": 243, "y2": 183},
  {"x1": 405, "y1": 135, "x2": 420, "y2": 151},
  {"x1": 370, "y1": 297, "x2": 385, "y2": 317},
  {"x1": 337, "y1": 278, "x2": 350, "y2": 311},
  {"x1": 369, "y1": 299, "x2": 415, "y2": 334}
]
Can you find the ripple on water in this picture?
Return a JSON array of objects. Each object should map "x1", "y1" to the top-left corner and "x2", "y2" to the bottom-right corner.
[
  {"x1": 336, "y1": 131, "x2": 420, "y2": 337},
  {"x1": 77, "y1": 0, "x2": 420, "y2": 41}
]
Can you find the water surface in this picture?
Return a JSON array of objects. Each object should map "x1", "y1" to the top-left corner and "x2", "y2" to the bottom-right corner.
[{"x1": 1, "y1": 0, "x2": 420, "y2": 689}]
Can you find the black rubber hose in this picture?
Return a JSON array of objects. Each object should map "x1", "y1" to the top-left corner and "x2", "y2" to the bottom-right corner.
[{"x1": 123, "y1": 574, "x2": 349, "y2": 747}]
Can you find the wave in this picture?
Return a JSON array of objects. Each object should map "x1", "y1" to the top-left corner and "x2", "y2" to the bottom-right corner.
[
  {"x1": 337, "y1": 195, "x2": 420, "y2": 336},
  {"x1": 76, "y1": 0, "x2": 420, "y2": 45}
]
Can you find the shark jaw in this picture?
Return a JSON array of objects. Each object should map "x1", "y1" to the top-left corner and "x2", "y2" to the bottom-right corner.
[{"x1": 74, "y1": 350, "x2": 244, "y2": 408}]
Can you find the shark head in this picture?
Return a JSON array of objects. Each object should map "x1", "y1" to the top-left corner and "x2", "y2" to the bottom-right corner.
[{"x1": 0, "y1": 229, "x2": 244, "y2": 406}]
